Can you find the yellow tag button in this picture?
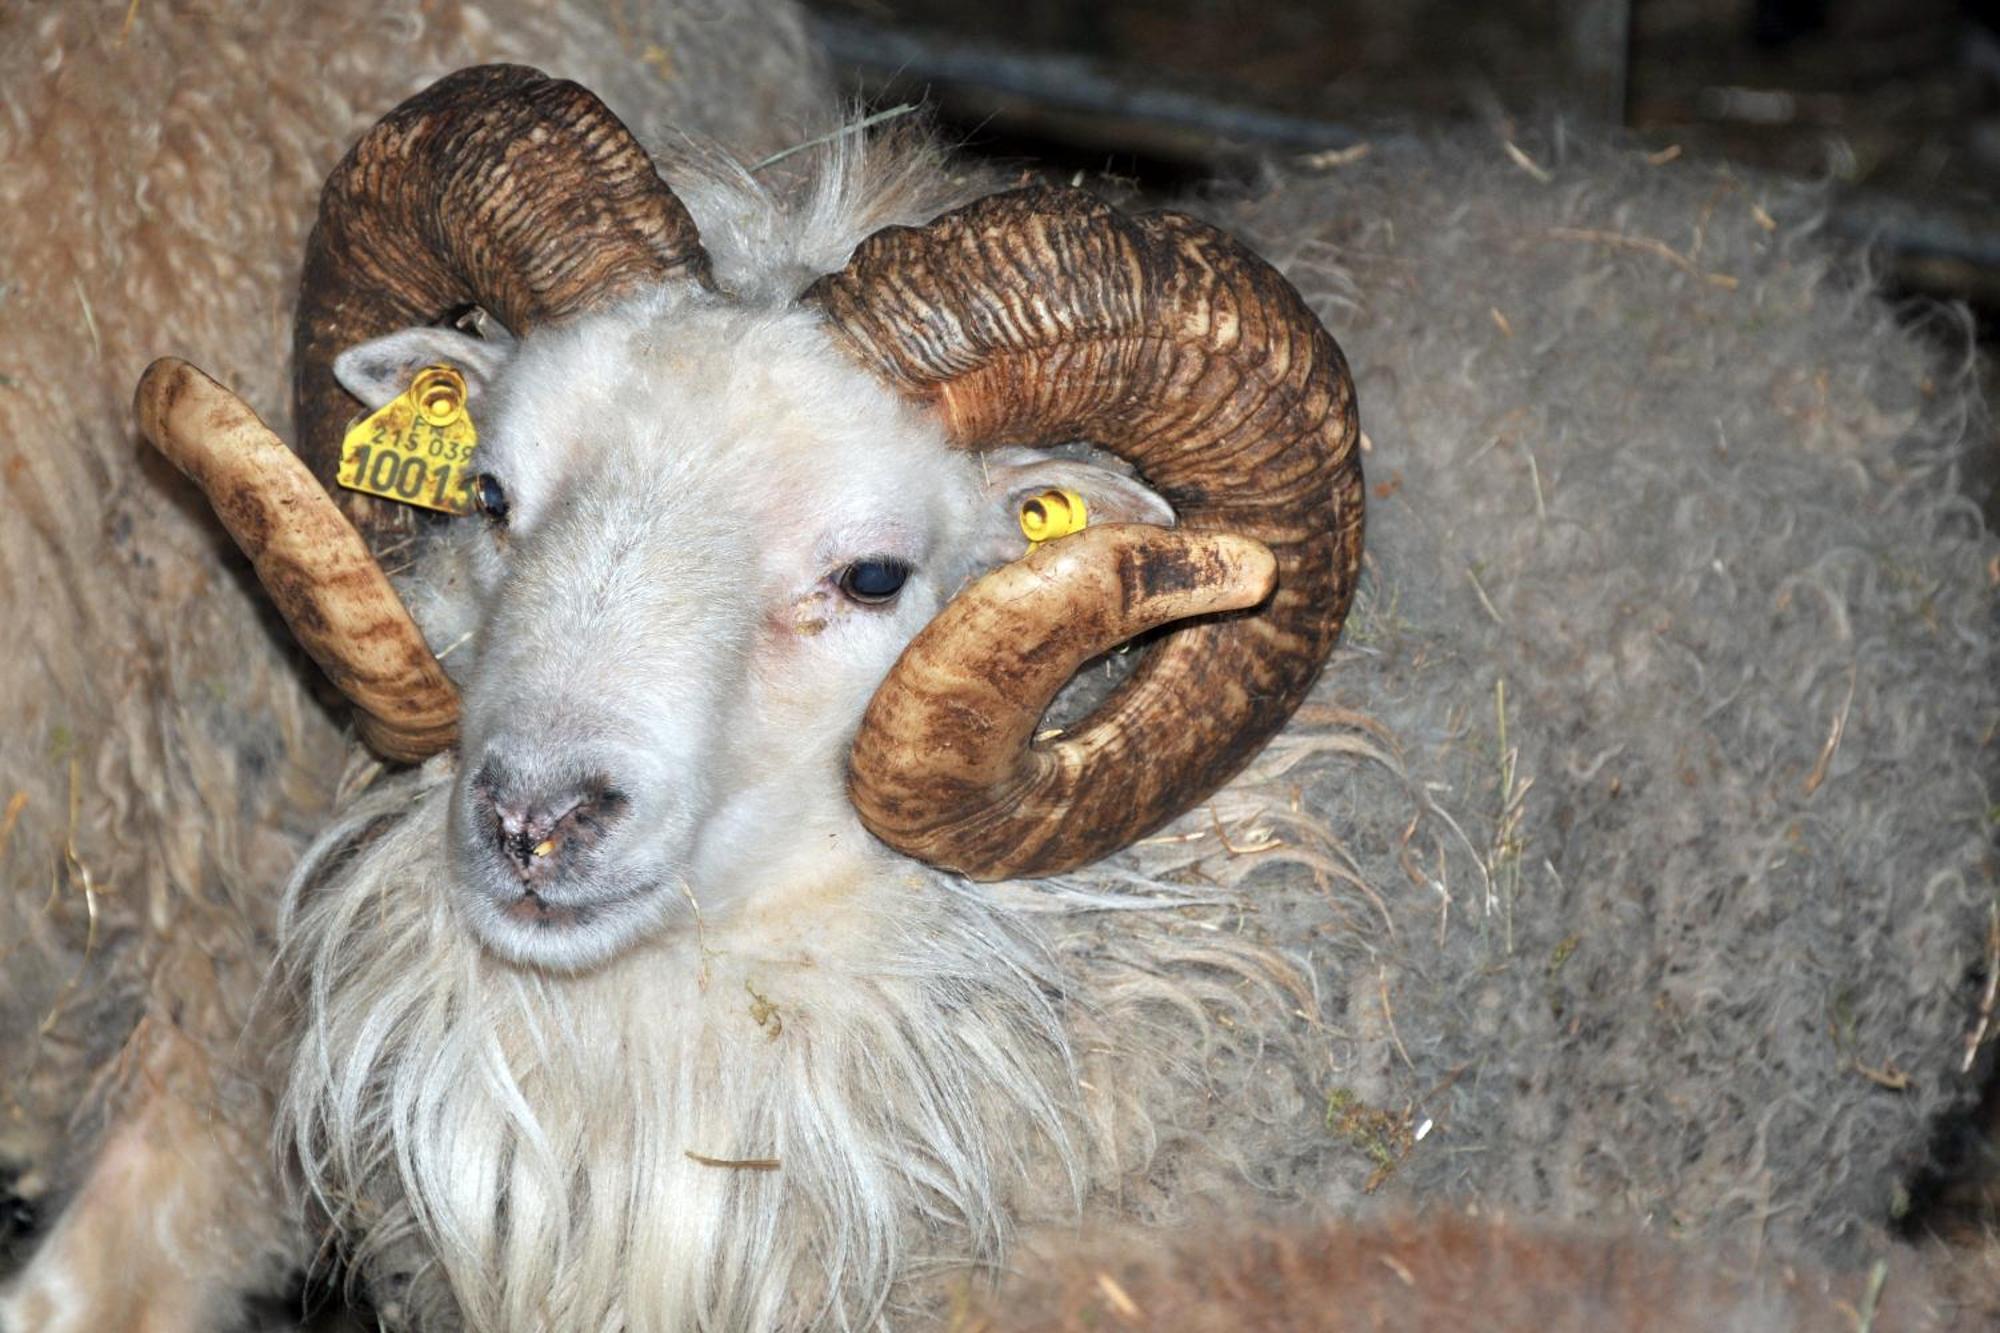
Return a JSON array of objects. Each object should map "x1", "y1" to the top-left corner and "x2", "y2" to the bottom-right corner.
[
  {"x1": 1019, "y1": 488, "x2": 1088, "y2": 547},
  {"x1": 412, "y1": 366, "x2": 467, "y2": 428}
]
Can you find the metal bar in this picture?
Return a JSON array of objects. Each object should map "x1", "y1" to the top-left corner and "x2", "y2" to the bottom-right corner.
[{"x1": 808, "y1": 13, "x2": 1367, "y2": 155}]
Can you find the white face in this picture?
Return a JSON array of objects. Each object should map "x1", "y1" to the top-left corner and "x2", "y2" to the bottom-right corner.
[{"x1": 336, "y1": 290, "x2": 1172, "y2": 971}]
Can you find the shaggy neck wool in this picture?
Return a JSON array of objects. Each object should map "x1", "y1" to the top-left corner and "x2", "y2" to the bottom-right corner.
[{"x1": 275, "y1": 769, "x2": 1094, "y2": 1329}]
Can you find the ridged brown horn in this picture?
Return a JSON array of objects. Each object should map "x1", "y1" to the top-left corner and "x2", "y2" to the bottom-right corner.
[
  {"x1": 136, "y1": 359, "x2": 459, "y2": 763},
  {"x1": 279, "y1": 64, "x2": 707, "y2": 761},
  {"x1": 810, "y1": 187, "x2": 1364, "y2": 879},
  {"x1": 294, "y1": 62, "x2": 712, "y2": 549}
]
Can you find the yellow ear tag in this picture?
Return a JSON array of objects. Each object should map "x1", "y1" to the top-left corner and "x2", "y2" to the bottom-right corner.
[
  {"x1": 337, "y1": 364, "x2": 479, "y2": 515},
  {"x1": 1018, "y1": 488, "x2": 1088, "y2": 548}
]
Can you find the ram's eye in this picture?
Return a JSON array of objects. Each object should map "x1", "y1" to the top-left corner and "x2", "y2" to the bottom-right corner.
[
  {"x1": 838, "y1": 558, "x2": 911, "y2": 605},
  {"x1": 471, "y1": 473, "x2": 510, "y2": 524}
]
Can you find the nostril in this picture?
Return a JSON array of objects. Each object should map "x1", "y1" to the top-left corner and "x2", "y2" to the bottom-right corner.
[
  {"x1": 497, "y1": 799, "x2": 555, "y2": 868},
  {"x1": 470, "y1": 764, "x2": 629, "y2": 883}
]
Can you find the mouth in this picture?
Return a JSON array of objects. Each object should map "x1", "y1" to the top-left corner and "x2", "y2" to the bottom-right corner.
[
  {"x1": 501, "y1": 889, "x2": 593, "y2": 929},
  {"x1": 469, "y1": 879, "x2": 669, "y2": 971}
]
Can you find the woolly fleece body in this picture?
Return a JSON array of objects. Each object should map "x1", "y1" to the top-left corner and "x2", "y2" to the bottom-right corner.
[{"x1": 1156, "y1": 136, "x2": 1999, "y2": 1260}]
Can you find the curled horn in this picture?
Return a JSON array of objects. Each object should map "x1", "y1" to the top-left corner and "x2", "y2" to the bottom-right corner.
[
  {"x1": 256, "y1": 64, "x2": 706, "y2": 760},
  {"x1": 810, "y1": 188, "x2": 1365, "y2": 879},
  {"x1": 296, "y1": 64, "x2": 711, "y2": 548}
]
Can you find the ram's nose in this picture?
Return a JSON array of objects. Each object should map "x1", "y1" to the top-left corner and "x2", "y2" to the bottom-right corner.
[{"x1": 469, "y1": 761, "x2": 629, "y2": 887}]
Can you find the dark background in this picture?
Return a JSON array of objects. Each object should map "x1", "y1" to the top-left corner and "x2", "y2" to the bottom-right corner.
[{"x1": 805, "y1": 0, "x2": 2000, "y2": 309}]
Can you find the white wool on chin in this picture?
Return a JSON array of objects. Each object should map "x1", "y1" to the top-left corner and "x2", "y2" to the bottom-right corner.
[{"x1": 274, "y1": 765, "x2": 1311, "y2": 1329}]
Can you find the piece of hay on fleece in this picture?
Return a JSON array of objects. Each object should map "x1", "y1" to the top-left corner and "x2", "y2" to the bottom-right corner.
[{"x1": 1067, "y1": 131, "x2": 1996, "y2": 1265}]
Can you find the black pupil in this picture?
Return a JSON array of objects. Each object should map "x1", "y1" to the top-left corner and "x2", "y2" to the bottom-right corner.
[
  {"x1": 843, "y1": 559, "x2": 909, "y2": 602},
  {"x1": 473, "y1": 474, "x2": 508, "y2": 521}
]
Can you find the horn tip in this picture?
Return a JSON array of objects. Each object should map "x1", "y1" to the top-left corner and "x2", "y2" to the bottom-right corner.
[
  {"x1": 1217, "y1": 533, "x2": 1280, "y2": 607},
  {"x1": 134, "y1": 355, "x2": 198, "y2": 434},
  {"x1": 1142, "y1": 530, "x2": 1278, "y2": 617}
]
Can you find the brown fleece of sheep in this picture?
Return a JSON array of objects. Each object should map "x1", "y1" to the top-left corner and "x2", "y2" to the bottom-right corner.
[{"x1": 972, "y1": 1212, "x2": 1977, "y2": 1332}]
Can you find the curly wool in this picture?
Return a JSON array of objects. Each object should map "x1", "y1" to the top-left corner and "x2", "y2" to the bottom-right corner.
[
  {"x1": 278, "y1": 765, "x2": 1315, "y2": 1330},
  {"x1": 972, "y1": 1210, "x2": 1968, "y2": 1331}
]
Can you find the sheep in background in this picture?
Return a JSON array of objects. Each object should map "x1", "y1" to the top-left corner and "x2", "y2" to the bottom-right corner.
[
  {"x1": 1200, "y1": 135, "x2": 1997, "y2": 1262},
  {"x1": 969, "y1": 1210, "x2": 1988, "y2": 1331},
  {"x1": 3, "y1": 10, "x2": 1997, "y2": 1333},
  {"x1": 0, "y1": 2, "x2": 824, "y2": 1327}
]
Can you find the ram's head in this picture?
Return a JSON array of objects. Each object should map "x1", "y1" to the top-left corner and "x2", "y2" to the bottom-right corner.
[{"x1": 139, "y1": 65, "x2": 1364, "y2": 971}]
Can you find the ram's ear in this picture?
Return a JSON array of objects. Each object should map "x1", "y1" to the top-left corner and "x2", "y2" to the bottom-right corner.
[
  {"x1": 969, "y1": 445, "x2": 1178, "y2": 568},
  {"x1": 331, "y1": 325, "x2": 517, "y2": 410}
]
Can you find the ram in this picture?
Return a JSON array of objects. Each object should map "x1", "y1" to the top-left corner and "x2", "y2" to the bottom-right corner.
[
  {"x1": 100, "y1": 62, "x2": 1365, "y2": 1330},
  {"x1": 6, "y1": 5, "x2": 1999, "y2": 1332}
]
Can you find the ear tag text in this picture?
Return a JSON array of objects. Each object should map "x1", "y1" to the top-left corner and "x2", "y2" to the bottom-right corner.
[
  {"x1": 338, "y1": 365, "x2": 479, "y2": 515},
  {"x1": 1018, "y1": 488, "x2": 1088, "y2": 548}
]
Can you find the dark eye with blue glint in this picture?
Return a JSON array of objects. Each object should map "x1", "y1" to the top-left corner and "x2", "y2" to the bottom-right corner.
[
  {"x1": 471, "y1": 473, "x2": 510, "y2": 525},
  {"x1": 838, "y1": 559, "x2": 911, "y2": 606}
]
